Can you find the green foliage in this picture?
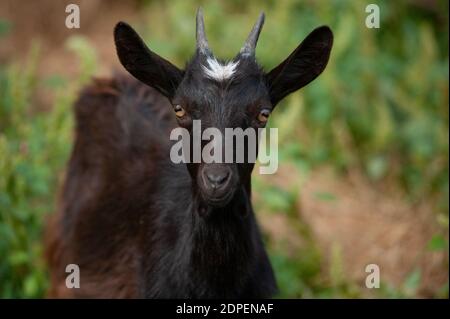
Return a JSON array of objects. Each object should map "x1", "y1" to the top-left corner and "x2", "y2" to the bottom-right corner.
[
  {"x1": 0, "y1": 0, "x2": 448, "y2": 298},
  {"x1": 0, "y1": 19, "x2": 12, "y2": 37},
  {"x1": 0, "y1": 35, "x2": 96, "y2": 297},
  {"x1": 427, "y1": 234, "x2": 448, "y2": 251}
]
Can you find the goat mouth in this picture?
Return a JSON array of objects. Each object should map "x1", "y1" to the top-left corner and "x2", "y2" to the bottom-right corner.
[{"x1": 201, "y1": 189, "x2": 235, "y2": 208}]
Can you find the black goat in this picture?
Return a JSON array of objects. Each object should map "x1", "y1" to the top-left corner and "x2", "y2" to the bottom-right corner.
[{"x1": 45, "y1": 8, "x2": 333, "y2": 298}]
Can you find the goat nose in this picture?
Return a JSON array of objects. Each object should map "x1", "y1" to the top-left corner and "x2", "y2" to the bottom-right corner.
[{"x1": 205, "y1": 170, "x2": 229, "y2": 189}]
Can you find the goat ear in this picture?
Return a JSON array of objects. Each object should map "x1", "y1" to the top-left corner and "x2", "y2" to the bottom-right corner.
[
  {"x1": 114, "y1": 22, "x2": 184, "y2": 99},
  {"x1": 266, "y1": 26, "x2": 333, "y2": 106}
]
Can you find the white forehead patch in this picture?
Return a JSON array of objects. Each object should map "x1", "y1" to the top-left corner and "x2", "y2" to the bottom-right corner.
[{"x1": 202, "y1": 57, "x2": 239, "y2": 81}]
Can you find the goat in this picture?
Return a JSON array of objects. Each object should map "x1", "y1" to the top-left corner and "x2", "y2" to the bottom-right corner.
[{"x1": 45, "y1": 8, "x2": 333, "y2": 298}]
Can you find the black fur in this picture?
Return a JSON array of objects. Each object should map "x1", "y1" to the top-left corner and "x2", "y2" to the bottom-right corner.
[{"x1": 45, "y1": 12, "x2": 333, "y2": 299}]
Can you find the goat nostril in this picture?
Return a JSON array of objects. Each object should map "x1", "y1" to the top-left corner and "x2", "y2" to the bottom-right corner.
[{"x1": 206, "y1": 171, "x2": 229, "y2": 189}]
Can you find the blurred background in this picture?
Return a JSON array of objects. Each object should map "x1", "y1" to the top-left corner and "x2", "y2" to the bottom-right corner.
[{"x1": 0, "y1": 0, "x2": 448, "y2": 298}]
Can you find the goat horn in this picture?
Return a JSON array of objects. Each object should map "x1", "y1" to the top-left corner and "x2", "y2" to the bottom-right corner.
[
  {"x1": 196, "y1": 7, "x2": 211, "y2": 55},
  {"x1": 240, "y1": 12, "x2": 265, "y2": 57}
]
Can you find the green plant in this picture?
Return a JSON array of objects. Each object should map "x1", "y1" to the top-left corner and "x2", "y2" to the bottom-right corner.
[{"x1": 0, "y1": 35, "x2": 96, "y2": 298}]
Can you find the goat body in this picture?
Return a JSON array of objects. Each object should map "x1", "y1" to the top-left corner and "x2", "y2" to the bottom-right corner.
[{"x1": 45, "y1": 76, "x2": 277, "y2": 298}]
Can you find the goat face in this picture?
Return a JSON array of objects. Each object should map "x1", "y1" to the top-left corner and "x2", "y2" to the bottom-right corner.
[{"x1": 114, "y1": 8, "x2": 333, "y2": 209}]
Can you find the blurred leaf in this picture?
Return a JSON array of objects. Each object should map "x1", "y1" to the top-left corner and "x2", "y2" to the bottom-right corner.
[
  {"x1": 43, "y1": 75, "x2": 68, "y2": 89},
  {"x1": 8, "y1": 251, "x2": 29, "y2": 266},
  {"x1": 427, "y1": 234, "x2": 447, "y2": 251},
  {"x1": 0, "y1": 19, "x2": 12, "y2": 37},
  {"x1": 65, "y1": 36, "x2": 97, "y2": 85},
  {"x1": 24, "y1": 275, "x2": 39, "y2": 297},
  {"x1": 367, "y1": 155, "x2": 388, "y2": 180},
  {"x1": 264, "y1": 187, "x2": 295, "y2": 213},
  {"x1": 403, "y1": 269, "x2": 421, "y2": 296},
  {"x1": 314, "y1": 191, "x2": 337, "y2": 202}
]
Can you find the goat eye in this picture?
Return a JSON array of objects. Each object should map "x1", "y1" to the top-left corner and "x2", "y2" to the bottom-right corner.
[
  {"x1": 257, "y1": 109, "x2": 271, "y2": 123},
  {"x1": 174, "y1": 105, "x2": 186, "y2": 118}
]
